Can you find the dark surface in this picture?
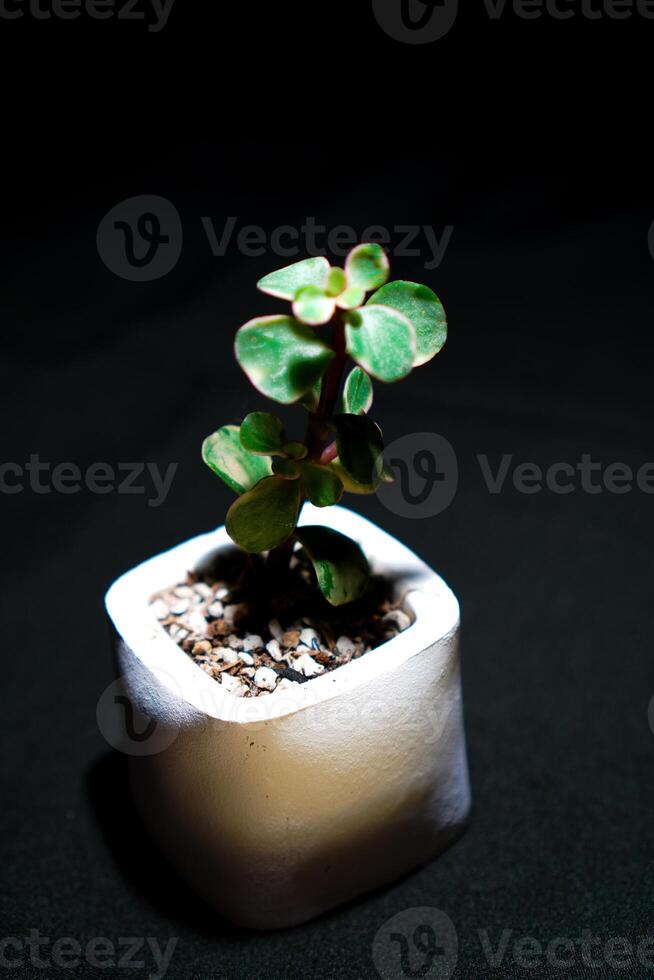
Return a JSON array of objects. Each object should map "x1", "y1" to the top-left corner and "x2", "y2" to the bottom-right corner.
[{"x1": 1, "y1": 6, "x2": 653, "y2": 978}]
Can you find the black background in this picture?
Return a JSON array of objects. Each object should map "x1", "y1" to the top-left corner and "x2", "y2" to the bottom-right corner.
[{"x1": 1, "y1": 1, "x2": 653, "y2": 978}]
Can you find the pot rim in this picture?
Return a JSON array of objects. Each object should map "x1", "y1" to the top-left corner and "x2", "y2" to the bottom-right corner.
[{"x1": 105, "y1": 505, "x2": 459, "y2": 724}]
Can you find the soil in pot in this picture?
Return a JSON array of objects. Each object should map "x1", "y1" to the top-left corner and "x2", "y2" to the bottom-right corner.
[{"x1": 149, "y1": 546, "x2": 412, "y2": 698}]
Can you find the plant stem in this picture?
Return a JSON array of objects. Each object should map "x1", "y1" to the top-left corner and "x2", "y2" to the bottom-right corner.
[
  {"x1": 266, "y1": 312, "x2": 347, "y2": 576},
  {"x1": 305, "y1": 313, "x2": 346, "y2": 460}
]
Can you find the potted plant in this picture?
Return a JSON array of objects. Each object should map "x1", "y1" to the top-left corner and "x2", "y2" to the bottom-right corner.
[{"x1": 105, "y1": 245, "x2": 471, "y2": 930}]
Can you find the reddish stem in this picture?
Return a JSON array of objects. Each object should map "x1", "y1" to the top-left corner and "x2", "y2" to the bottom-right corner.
[
  {"x1": 319, "y1": 442, "x2": 338, "y2": 466},
  {"x1": 267, "y1": 312, "x2": 348, "y2": 573}
]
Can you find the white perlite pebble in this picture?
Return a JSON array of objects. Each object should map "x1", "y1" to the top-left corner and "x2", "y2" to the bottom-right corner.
[
  {"x1": 336, "y1": 635, "x2": 356, "y2": 657},
  {"x1": 266, "y1": 639, "x2": 283, "y2": 662},
  {"x1": 268, "y1": 619, "x2": 284, "y2": 641},
  {"x1": 242, "y1": 634, "x2": 263, "y2": 652},
  {"x1": 254, "y1": 667, "x2": 278, "y2": 691},
  {"x1": 213, "y1": 648, "x2": 238, "y2": 666},
  {"x1": 292, "y1": 653, "x2": 325, "y2": 677},
  {"x1": 227, "y1": 635, "x2": 243, "y2": 650},
  {"x1": 169, "y1": 599, "x2": 190, "y2": 616},
  {"x1": 174, "y1": 586, "x2": 194, "y2": 599},
  {"x1": 207, "y1": 602, "x2": 224, "y2": 618},
  {"x1": 383, "y1": 609, "x2": 411, "y2": 631},
  {"x1": 215, "y1": 585, "x2": 230, "y2": 600},
  {"x1": 238, "y1": 652, "x2": 255, "y2": 666},
  {"x1": 220, "y1": 674, "x2": 246, "y2": 697},
  {"x1": 185, "y1": 611, "x2": 207, "y2": 635},
  {"x1": 299, "y1": 628, "x2": 322, "y2": 650},
  {"x1": 152, "y1": 600, "x2": 169, "y2": 621},
  {"x1": 193, "y1": 583, "x2": 213, "y2": 599},
  {"x1": 169, "y1": 625, "x2": 189, "y2": 641}
]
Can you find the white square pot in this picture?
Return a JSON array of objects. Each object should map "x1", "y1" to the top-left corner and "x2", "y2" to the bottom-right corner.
[{"x1": 104, "y1": 505, "x2": 471, "y2": 930}]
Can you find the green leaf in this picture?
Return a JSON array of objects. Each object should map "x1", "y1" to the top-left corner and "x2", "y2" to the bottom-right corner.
[
  {"x1": 333, "y1": 414, "x2": 384, "y2": 487},
  {"x1": 299, "y1": 378, "x2": 323, "y2": 413},
  {"x1": 226, "y1": 476, "x2": 301, "y2": 553},
  {"x1": 293, "y1": 285, "x2": 336, "y2": 326},
  {"x1": 329, "y1": 459, "x2": 377, "y2": 495},
  {"x1": 299, "y1": 462, "x2": 344, "y2": 508},
  {"x1": 257, "y1": 256, "x2": 329, "y2": 300},
  {"x1": 339, "y1": 366, "x2": 373, "y2": 415},
  {"x1": 335, "y1": 285, "x2": 366, "y2": 310},
  {"x1": 272, "y1": 457, "x2": 300, "y2": 478},
  {"x1": 202, "y1": 425, "x2": 272, "y2": 495},
  {"x1": 344, "y1": 305, "x2": 416, "y2": 383},
  {"x1": 295, "y1": 526, "x2": 369, "y2": 606},
  {"x1": 368, "y1": 281, "x2": 447, "y2": 367},
  {"x1": 345, "y1": 243, "x2": 390, "y2": 292},
  {"x1": 235, "y1": 315, "x2": 335, "y2": 405},
  {"x1": 326, "y1": 266, "x2": 347, "y2": 297},
  {"x1": 283, "y1": 442, "x2": 308, "y2": 460},
  {"x1": 240, "y1": 412, "x2": 285, "y2": 456}
]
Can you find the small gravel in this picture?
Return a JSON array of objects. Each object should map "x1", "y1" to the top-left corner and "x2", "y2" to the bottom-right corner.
[
  {"x1": 293, "y1": 653, "x2": 325, "y2": 677},
  {"x1": 149, "y1": 552, "x2": 412, "y2": 698},
  {"x1": 169, "y1": 599, "x2": 190, "y2": 616},
  {"x1": 266, "y1": 639, "x2": 283, "y2": 662},
  {"x1": 383, "y1": 609, "x2": 412, "y2": 632},
  {"x1": 242, "y1": 634, "x2": 263, "y2": 652},
  {"x1": 336, "y1": 635, "x2": 356, "y2": 657},
  {"x1": 268, "y1": 619, "x2": 284, "y2": 641},
  {"x1": 152, "y1": 599, "x2": 169, "y2": 621},
  {"x1": 254, "y1": 667, "x2": 278, "y2": 691}
]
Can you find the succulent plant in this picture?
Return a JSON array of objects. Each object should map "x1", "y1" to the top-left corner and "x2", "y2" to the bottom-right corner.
[{"x1": 202, "y1": 244, "x2": 447, "y2": 606}]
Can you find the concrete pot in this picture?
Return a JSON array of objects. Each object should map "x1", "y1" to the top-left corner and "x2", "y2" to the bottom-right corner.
[{"x1": 104, "y1": 505, "x2": 471, "y2": 930}]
